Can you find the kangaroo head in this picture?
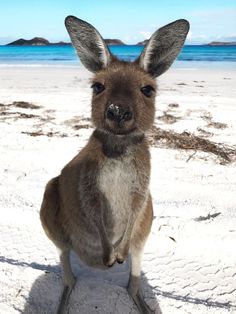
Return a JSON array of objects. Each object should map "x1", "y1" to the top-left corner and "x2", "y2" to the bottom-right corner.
[{"x1": 65, "y1": 16, "x2": 189, "y2": 135}]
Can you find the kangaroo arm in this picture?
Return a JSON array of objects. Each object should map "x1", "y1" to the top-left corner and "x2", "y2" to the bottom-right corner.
[
  {"x1": 78, "y1": 159, "x2": 114, "y2": 265},
  {"x1": 115, "y1": 192, "x2": 147, "y2": 262}
]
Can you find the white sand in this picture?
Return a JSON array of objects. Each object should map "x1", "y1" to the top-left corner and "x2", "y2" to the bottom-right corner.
[{"x1": 0, "y1": 65, "x2": 236, "y2": 314}]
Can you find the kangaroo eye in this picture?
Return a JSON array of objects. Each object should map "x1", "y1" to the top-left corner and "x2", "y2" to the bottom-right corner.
[
  {"x1": 141, "y1": 85, "x2": 155, "y2": 97},
  {"x1": 91, "y1": 82, "x2": 105, "y2": 94}
]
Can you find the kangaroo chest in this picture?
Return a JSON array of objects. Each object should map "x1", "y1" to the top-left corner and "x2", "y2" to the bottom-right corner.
[{"x1": 98, "y1": 154, "x2": 140, "y2": 243}]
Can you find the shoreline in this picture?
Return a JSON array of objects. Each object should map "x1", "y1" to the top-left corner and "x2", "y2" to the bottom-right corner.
[{"x1": 0, "y1": 60, "x2": 236, "y2": 70}]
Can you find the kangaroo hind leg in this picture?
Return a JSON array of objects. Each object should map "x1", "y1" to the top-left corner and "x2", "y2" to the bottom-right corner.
[
  {"x1": 57, "y1": 248, "x2": 76, "y2": 314},
  {"x1": 40, "y1": 177, "x2": 75, "y2": 314},
  {"x1": 128, "y1": 196, "x2": 154, "y2": 314}
]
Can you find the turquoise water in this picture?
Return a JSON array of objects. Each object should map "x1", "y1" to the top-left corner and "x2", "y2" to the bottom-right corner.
[{"x1": 0, "y1": 45, "x2": 236, "y2": 68}]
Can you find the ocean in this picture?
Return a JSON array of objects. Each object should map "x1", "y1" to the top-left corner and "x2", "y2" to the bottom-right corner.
[{"x1": 0, "y1": 45, "x2": 236, "y2": 69}]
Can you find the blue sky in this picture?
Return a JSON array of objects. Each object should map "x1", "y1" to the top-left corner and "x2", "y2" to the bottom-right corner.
[{"x1": 0, "y1": 0, "x2": 236, "y2": 45}]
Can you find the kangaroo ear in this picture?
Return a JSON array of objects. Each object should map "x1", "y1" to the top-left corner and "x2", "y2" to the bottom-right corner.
[
  {"x1": 65, "y1": 15, "x2": 111, "y2": 73},
  {"x1": 139, "y1": 19, "x2": 189, "y2": 77}
]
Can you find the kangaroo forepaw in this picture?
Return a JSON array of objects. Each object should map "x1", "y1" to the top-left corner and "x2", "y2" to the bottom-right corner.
[
  {"x1": 115, "y1": 244, "x2": 129, "y2": 264},
  {"x1": 103, "y1": 247, "x2": 116, "y2": 267},
  {"x1": 116, "y1": 250, "x2": 129, "y2": 264},
  {"x1": 103, "y1": 245, "x2": 129, "y2": 267}
]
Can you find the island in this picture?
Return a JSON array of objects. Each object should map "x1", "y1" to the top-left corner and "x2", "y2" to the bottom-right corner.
[
  {"x1": 104, "y1": 39, "x2": 125, "y2": 45},
  {"x1": 6, "y1": 37, "x2": 125, "y2": 46},
  {"x1": 136, "y1": 39, "x2": 149, "y2": 46},
  {"x1": 7, "y1": 37, "x2": 52, "y2": 46},
  {"x1": 206, "y1": 41, "x2": 236, "y2": 46}
]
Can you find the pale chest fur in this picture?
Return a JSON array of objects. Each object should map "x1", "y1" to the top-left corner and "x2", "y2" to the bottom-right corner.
[{"x1": 98, "y1": 151, "x2": 148, "y2": 244}]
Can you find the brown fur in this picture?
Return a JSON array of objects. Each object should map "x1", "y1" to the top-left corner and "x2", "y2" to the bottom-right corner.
[
  {"x1": 40, "y1": 15, "x2": 189, "y2": 314},
  {"x1": 91, "y1": 61, "x2": 156, "y2": 135},
  {"x1": 40, "y1": 65, "x2": 155, "y2": 310}
]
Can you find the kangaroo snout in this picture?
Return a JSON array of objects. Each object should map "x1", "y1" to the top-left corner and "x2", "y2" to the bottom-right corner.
[{"x1": 106, "y1": 103, "x2": 133, "y2": 126}]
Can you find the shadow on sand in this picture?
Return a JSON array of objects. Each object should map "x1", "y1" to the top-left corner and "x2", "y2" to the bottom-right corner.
[{"x1": 23, "y1": 253, "x2": 162, "y2": 314}]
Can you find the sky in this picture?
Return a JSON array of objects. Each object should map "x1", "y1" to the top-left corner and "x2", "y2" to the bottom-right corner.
[{"x1": 0, "y1": 0, "x2": 236, "y2": 45}]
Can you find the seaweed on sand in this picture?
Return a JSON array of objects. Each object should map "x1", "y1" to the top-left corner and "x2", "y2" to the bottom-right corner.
[{"x1": 149, "y1": 126, "x2": 236, "y2": 164}]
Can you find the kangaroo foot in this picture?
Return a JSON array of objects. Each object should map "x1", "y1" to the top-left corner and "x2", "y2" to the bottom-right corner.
[
  {"x1": 127, "y1": 275, "x2": 154, "y2": 314},
  {"x1": 57, "y1": 282, "x2": 75, "y2": 314}
]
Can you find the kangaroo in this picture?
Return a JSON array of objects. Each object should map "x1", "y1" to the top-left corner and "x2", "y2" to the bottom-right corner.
[{"x1": 40, "y1": 15, "x2": 189, "y2": 314}]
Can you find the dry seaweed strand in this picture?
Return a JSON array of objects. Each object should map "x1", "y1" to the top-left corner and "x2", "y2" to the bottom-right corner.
[
  {"x1": 156, "y1": 111, "x2": 180, "y2": 124},
  {"x1": 149, "y1": 126, "x2": 236, "y2": 164}
]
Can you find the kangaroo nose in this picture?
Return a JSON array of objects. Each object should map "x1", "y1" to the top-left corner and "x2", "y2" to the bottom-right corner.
[{"x1": 106, "y1": 104, "x2": 133, "y2": 123}]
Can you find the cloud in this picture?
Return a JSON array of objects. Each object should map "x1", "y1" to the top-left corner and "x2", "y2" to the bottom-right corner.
[
  {"x1": 186, "y1": 31, "x2": 208, "y2": 44},
  {"x1": 216, "y1": 35, "x2": 236, "y2": 42},
  {"x1": 187, "y1": 30, "x2": 193, "y2": 40},
  {"x1": 191, "y1": 8, "x2": 236, "y2": 20},
  {"x1": 140, "y1": 31, "x2": 151, "y2": 39},
  {"x1": 188, "y1": 7, "x2": 236, "y2": 43}
]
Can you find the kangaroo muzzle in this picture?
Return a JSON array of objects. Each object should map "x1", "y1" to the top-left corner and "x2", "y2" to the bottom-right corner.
[{"x1": 106, "y1": 104, "x2": 133, "y2": 127}]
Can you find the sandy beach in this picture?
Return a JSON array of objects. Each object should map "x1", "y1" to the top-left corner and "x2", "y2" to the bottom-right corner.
[{"x1": 0, "y1": 65, "x2": 236, "y2": 313}]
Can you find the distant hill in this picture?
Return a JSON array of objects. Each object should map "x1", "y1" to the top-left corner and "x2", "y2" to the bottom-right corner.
[
  {"x1": 207, "y1": 41, "x2": 236, "y2": 46},
  {"x1": 7, "y1": 37, "x2": 51, "y2": 46},
  {"x1": 6, "y1": 37, "x2": 125, "y2": 46},
  {"x1": 136, "y1": 39, "x2": 149, "y2": 46},
  {"x1": 6, "y1": 37, "x2": 236, "y2": 47},
  {"x1": 104, "y1": 39, "x2": 125, "y2": 45},
  {"x1": 7, "y1": 37, "x2": 72, "y2": 46}
]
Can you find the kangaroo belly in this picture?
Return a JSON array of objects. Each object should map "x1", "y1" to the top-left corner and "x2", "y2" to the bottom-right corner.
[
  {"x1": 98, "y1": 154, "x2": 138, "y2": 244},
  {"x1": 69, "y1": 152, "x2": 144, "y2": 269}
]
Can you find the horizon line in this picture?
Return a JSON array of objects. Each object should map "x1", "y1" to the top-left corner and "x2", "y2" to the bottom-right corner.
[{"x1": 1, "y1": 37, "x2": 236, "y2": 47}]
